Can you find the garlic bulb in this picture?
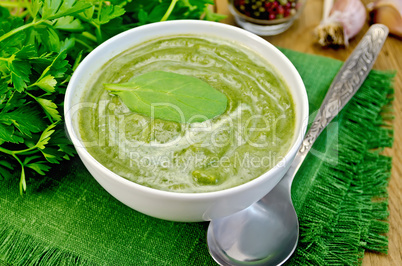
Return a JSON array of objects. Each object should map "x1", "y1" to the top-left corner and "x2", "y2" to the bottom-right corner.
[
  {"x1": 368, "y1": 0, "x2": 402, "y2": 38},
  {"x1": 315, "y1": 0, "x2": 367, "y2": 46}
]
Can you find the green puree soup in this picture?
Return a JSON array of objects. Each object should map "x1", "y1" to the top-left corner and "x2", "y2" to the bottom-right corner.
[{"x1": 78, "y1": 35, "x2": 296, "y2": 193}]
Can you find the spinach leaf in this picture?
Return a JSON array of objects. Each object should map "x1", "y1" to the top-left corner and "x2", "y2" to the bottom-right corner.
[{"x1": 104, "y1": 71, "x2": 228, "y2": 123}]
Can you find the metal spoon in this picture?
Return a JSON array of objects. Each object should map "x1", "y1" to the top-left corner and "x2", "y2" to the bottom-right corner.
[{"x1": 207, "y1": 24, "x2": 389, "y2": 266}]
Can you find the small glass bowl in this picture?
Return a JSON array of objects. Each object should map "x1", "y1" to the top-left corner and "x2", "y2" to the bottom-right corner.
[{"x1": 229, "y1": 0, "x2": 305, "y2": 36}]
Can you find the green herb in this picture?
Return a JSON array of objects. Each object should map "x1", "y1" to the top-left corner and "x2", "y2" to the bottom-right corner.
[
  {"x1": 0, "y1": 0, "x2": 225, "y2": 194},
  {"x1": 104, "y1": 71, "x2": 228, "y2": 123}
]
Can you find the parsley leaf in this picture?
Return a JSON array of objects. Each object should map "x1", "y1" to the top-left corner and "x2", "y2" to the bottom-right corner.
[
  {"x1": 96, "y1": 4, "x2": 126, "y2": 24},
  {"x1": 0, "y1": 0, "x2": 225, "y2": 194},
  {"x1": 34, "y1": 75, "x2": 57, "y2": 93},
  {"x1": 0, "y1": 105, "x2": 46, "y2": 137},
  {"x1": 25, "y1": 160, "x2": 52, "y2": 175},
  {"x1": 42, "y1": 0, "x2": 92, "y2": 20},
  {"x1": 0, "y1": 123, "x2": 24, "y2": 144},
  {"x1": 2, "y1": 46, "x2": 36, "y2": 92},
  {"x1": 53, "y1": 16, "x2": 85, "y2": 32},
  {"x1": 35, "y1": 97, "x2": 62, "y2": 122}
]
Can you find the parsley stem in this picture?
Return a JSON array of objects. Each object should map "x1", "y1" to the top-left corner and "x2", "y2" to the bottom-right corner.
[
  {"x1": 13, "y1": 154, "x2": 26, "y2": 194},
  {"x1": 0, "y1": 57, "x2": 12, "y2": 63},
  {"x1": 95, "y1": 25, "x2": 103, "y2": 43},
  {"x1": 160, "y1": 0, "x2": 178, "y2": 21},
  {"x1": 14, "y1": 146, "x2": 38, "y2": 155},
  {"x1": 0, "y1": 147, "x2": 13, "y2": 155},
  {"x1": 82, "y1": 32, "x2": 98, "y2": 43},
  {"x1": 23, "y1": 0, "x2": 34, "y2": 18},
  {"x1": 75, "y1": 38, "x2": 94, "y2": 52},
  {"x1": 25, "y1": 91, "x2": 54, "y2": 123},
  {"x1": 20, "y1": 166, "x2": 26, "y2": 194},
  {"x1": 0, "y1": 145, "x2": 38, "y2": 156},
  {"x1": 95, "y1": 0, "x2": 104, "y2": 42},
  {"x1": 0, "y1": 1, "x2": 25, "y2": 8},
  {"x1": 75, "y1": 14, "x2": 102, "y2": 43},
  {"x1": 17, "y1": 10, "x2": 29, "y2": 18},
  {"x1": 0, "y1": 20, "x2": 42, "y2": 43},
  {"x1": 97, "y1": 0, "x2": 104, "y2": 20}
]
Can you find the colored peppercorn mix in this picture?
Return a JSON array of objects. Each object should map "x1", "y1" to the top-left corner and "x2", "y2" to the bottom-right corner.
[{"x1": 233, "y1": 0, "x2": 299, "y2": 20}]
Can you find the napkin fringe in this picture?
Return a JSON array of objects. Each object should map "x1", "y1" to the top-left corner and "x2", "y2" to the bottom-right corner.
[
  {"x1": 0, "y1": 222, "x2": 95, "y2": 265},
  {"x1": 288, "y1": 71, "x2": 394, "y2": 265}
]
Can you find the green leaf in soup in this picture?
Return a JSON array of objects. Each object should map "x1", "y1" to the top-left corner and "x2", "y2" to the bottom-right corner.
[{"x1": 104, "y1": 71, "x2": 228, "y2": 123}]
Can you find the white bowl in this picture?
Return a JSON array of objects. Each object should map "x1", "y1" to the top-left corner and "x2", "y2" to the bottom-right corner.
[{"x1": 64, "y1": 20, "x2": 308, "y2": 222}]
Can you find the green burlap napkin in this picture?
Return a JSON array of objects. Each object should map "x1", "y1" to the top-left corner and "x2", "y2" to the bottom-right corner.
[{"x1": 0, "y1": 49, "x2": 394, "y2": 265}]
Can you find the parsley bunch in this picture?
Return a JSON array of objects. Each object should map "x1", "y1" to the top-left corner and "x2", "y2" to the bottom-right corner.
[{"x1": 0, "y1": 0, "x2": 224, "y2": 194}]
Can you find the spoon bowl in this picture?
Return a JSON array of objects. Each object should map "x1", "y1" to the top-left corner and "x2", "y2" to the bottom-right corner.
[{"x1": 208, "y1": 170, "x2": 298, "y2": 265}]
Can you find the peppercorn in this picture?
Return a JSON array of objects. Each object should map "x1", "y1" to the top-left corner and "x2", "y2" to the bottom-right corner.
[{"x1": 233, "y1": 0, "x2": 299, "y2": 20}]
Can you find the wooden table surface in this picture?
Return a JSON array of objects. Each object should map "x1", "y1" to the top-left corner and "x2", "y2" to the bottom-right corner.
[{"x1": 215, "y1": 0, "x2": 401, "y2": 264}]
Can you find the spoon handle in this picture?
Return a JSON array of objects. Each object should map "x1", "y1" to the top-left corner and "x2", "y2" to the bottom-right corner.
[
  {"x1": 284, "y1": 24, "x2": 389, "y2": 186},
  {"x1": 299, "y1": 24, "x2": 388, "y2": 157}
]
